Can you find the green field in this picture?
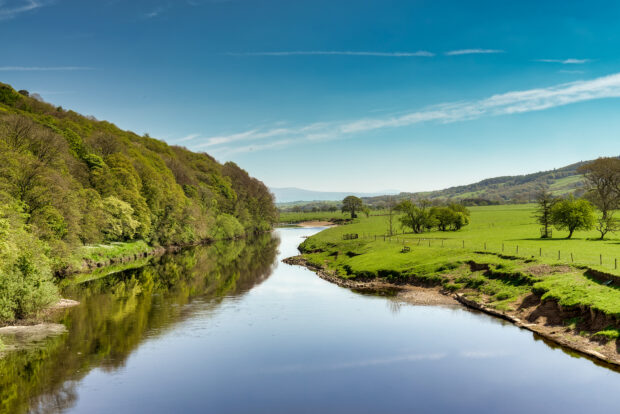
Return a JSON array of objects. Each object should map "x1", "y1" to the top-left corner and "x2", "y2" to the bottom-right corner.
[
  {"x1": 298, "y1": 204, "x2": 620, "y2": 325},
  {"x1": 279, "y1": 210, "x2": 355, "y2": 224},
  {"x1": 303, "y1": 204, "x2": 620, "y2": 273}
]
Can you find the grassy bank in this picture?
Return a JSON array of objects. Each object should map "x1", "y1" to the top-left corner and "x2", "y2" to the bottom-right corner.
[
  {"x1": 297, "y1": 204, "x2": 620, "y2": 363},
  {"x1": 278, "y1": 211, "x2": 351, "y2": 224}
]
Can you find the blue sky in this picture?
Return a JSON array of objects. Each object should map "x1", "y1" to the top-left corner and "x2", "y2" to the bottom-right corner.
[{"x1": 2, "y1": 0, "x2": 620, "y2": 192}]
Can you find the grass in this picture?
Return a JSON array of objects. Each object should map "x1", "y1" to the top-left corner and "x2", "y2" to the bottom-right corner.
[
  {"x1": 279, "y1": 211, "x2": 351, "y2": 223},
  {"x1": 304, "y1": 204, "x2": 620, "y2": 274},
  {"x1": 593, "y1": 327, "x2": 620, "y2": 341},
  {"x1": 74, "y1": 240, "x2": 151, "y2": 263},
  {"x1": 298, "y1": 203, "x2": 620, "y2": 324}
]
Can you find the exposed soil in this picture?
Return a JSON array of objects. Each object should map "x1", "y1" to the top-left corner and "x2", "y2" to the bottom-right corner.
[{"x1": 284, "y1": 255, "x2": 620, "y2": 369}]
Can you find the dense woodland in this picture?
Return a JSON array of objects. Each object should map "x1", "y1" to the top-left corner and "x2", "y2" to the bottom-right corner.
[{"x1": 0, "y1": 82, "x2": 277, "y2": 322}]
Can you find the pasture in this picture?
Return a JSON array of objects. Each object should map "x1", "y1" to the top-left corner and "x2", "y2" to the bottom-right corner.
[{"x1": 304, "y1": 204, "x2": 620, "y2": 274}]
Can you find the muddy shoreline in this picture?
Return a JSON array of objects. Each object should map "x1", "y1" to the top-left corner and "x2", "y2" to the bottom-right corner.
[{"x1": 283, "y1": 255, "x2": 620, "y2": 369}]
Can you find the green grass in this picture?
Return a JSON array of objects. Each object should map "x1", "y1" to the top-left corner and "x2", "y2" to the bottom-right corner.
[
  {"x1": 593, "y1": 327, "x2": 620, "y2": 341},
  {"x1": 279, "y1": 211, "x2": 351, "y2": 223},
  {"x1": 70, "y1": 240, "x2": 151, "y2": 267},
  {"x1": 303, "y1": 204, "x2": 620, "y2": 274},
  {"x1": 299, "y1": 204, "x2": 620, "y2": 324}
]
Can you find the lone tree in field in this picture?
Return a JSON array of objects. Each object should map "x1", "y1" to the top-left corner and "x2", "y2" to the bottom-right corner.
[
  {"x1": 551, "y1": 196, "x2": 596, "y2": 239},
  {"x1": 578, "y1": 157, "x2": 620, "y2": 239},
  {"x1": 386, "y1": 196, "x2": 397, "y2": 236},
  {"x1": 341, "y1": 195, "x2": 363, "y2": 219},
  {"x1": 534, "y1": 186, "x2": 556, "y2": 238}
]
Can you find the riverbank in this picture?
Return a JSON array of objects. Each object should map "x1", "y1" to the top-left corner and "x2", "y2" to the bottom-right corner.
[{"x1": 284, "y1": 254, "x2": 620, "y2": 368}]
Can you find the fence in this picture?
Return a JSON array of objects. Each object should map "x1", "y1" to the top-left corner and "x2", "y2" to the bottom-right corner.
[{"x1": 357, "y1": 232, "x2": 620, "y2": 272}]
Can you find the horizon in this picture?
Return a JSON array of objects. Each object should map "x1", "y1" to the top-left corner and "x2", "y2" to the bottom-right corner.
[{"x1": 3, "y1": 0, "x2": 620, "y2": 192}]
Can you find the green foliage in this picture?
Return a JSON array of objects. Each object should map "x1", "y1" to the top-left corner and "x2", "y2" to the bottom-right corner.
[
  {"x1": 396, "y1": 200, "x2": 470, "y2": 233},
  {"x1": 0, "y1": 81, "x2": 276, "y2": 321},
  {"x1": 551, "y1": 196, "x2": 596, "y2": 238},
  {"x1": 342, "y1": 195, "x2": 363, "y2": 218},
  {"x1": 101, "y1": 196, "x2": 140, "y2": 241},
  {"x1": 0, "y1": 195, "x2": 58, "y2": 322}
]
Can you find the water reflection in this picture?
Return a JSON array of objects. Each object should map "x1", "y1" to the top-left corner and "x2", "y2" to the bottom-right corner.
[{"x1": 0, "y1": 233, "x2": 278, "y2": 414}]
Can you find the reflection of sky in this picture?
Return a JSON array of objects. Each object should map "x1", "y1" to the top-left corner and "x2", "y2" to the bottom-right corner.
[{"x1": 63, "y1": 227, "x2": 620, "y2": 413}]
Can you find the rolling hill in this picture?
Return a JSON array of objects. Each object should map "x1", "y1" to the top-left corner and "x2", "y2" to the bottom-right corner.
[{"x1": 362, "y1": 159, "x2": 615, "y2": 206}]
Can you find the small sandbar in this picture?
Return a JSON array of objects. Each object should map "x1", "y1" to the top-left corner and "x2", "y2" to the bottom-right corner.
[{"x1": 296, "y1": 220, "x2": 335, "y2": 227}]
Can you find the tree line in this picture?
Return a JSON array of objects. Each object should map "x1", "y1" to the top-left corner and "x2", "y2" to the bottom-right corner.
[
  {"x1": 0, "y1": 82, "x2": 278, "y2": 322},
  {"x1": 535, "y1": 157, "x2": 620, "y2": 239},
  {"x1": 341, "y1": 195, "x2": 470, "y2": 235}
]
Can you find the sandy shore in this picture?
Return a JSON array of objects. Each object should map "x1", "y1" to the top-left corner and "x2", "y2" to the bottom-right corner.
[{"x1": 295, "y1": 220, "x2": 336, "y2": 227}]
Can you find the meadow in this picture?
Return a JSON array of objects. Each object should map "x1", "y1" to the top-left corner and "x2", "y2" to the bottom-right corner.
[{"x1": 302, "y1": 204, "x2": 620, "y2": 274}]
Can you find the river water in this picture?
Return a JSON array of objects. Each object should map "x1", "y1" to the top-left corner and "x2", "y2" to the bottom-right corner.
[{"x1": 2, "y1": 227, "x2": 620, "y2": 413}]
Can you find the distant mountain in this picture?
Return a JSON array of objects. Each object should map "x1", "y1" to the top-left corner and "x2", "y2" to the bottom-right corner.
[
  {"x1": 271, "y1": 187, "x2": 399, "y2": 203},
  {"x1": 363, "y1": 158, "x2": 619, "y2": 206}
]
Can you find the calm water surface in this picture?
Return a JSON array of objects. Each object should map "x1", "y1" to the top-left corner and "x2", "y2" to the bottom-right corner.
[{"x1": 2, "y1": 227, "x2": 620, "y2": 413}]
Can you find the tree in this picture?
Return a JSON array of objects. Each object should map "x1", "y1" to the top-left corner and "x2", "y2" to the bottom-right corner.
[
  {"x1": 578, "y1": 157, "x2": 620, "y2": 239},
  {"x1": 534, "y1": 186, "x2": 556, "y2": 238},
  {"x1": 551, "y1": 196, "x2": 596, "y2": 239},
  {"x1": 386, "y1": 196, "x2": 397, "y2": 236},
  {"x1": 396, "y1": 200, "x2": 434, "y2": 234},
  {"x1": 341, "y1": 196, "x2": 363, "y2": 218},
  {"x1": 102, "y1": 196, "x2": 140, "y2": 241}
]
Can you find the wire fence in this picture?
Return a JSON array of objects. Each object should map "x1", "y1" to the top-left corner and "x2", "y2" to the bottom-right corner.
[{"x1": 358, "y1": 232, "x2": 620, "y2": 273}]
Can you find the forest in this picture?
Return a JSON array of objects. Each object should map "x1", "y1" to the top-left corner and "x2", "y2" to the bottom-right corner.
[{"x1": 0, "y1": 82, "x2": 278, "y2": 323}]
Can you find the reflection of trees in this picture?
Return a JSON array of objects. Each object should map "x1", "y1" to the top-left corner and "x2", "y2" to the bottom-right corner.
[{"x1": 0, "y1": 233, "x2": 278, "y2": 414}]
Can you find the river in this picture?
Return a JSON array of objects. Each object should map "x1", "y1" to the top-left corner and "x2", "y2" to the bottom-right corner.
[{"x1": 2, "y1": 227, "x2": 620, "y2": 413}]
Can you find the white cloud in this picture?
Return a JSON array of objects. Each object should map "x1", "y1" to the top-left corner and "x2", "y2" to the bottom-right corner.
[
  {"x1": 0, "y1": 66, "x2": 93, "y2": 71},
  {"x1": 536, "y1": 58, "x2": 590, "y2": 64},
  {"x1": 227, "y1": 51, "x2": 436, "y2": 57},
  {"x1": 445, "y1": 49, "x2": 504, "y2": 56},
  {"x1": 200, "y1": 72, "x2": 620, "y2": 155},
  {"x1": 0, "y1": 0, "x2": 47, "y2": 20},
  {"x1": 144, "y1": 6, "x2": 165, "y2": 19}
]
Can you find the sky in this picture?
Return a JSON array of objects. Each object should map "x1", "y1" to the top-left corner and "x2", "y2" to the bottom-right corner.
[{"x1": 2, "y1": 0, "x2": 620, "y2": 192}]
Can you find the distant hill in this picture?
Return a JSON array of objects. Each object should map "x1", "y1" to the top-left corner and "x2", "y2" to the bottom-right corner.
[
  {"x1": 271, "y1": 187, "x2": 399, "y2": 203},
  {"x1": 363, "y1": 159, "x2": 620, "y2": 207}
]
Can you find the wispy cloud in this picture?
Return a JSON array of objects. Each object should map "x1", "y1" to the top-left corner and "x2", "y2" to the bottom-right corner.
[
  {"x1": 200, "y1": 72, "x2": 620, "y2": 155},
  {"x1": 445, "y1": 49, "x2": 504, "y2": 56},
  {"x1": 0, "y1": 0, "x2": 48, "y2": 20},
  {"x1": 227, "y1": 51, "x2": 436, "y2": 57},
  {"x1": 536, "y1": 58, "x2": 590, "y2": 64},
  {"x1": 144, "y1": 5, "x2": 165, "y2": 19},
  {"x1": 0, "y1": 66, "x2": 94, "y2": 71},
  {"x1": 174, "y1": 133, "x2": 201, "y2": 143}
]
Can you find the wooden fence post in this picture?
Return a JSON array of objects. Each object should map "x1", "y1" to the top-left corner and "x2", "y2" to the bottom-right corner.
[
  {"x1": 484, "y1": 242, "x2": 487, "y2": 250},
  {"x1": 600, "y1": 254, "x2": 603, "y2": 265},
  {"x1": 558, "y1": 250, "x2": 560, "y2": 260},
  {"x1": 516, "y1": 245, "x2": 519, "y2": 254},
  {"x1": 571, "y1": 253, "x2": 574, "y2": 263},
  {"x1": 539, "y1": 247, "x2": 542, "y2": 257}
]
